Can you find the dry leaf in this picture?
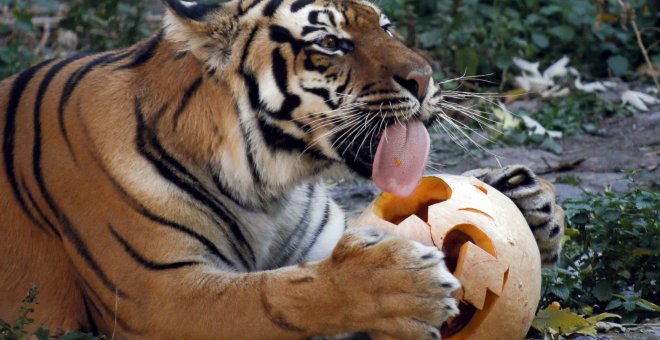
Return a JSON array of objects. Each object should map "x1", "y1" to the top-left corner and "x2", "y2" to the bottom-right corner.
[
  {"x1": 533, "y1": 303, "x2": 622, "y2": 337},
  {"x1": 621, "y1": 90, "x2": 659, "y2": 111}
]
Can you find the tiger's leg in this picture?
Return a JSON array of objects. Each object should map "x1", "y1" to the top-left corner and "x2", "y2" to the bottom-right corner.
[
  {"x1": 95, "y1": 227, "x2": 459, "y2": 339},
  {"x1": 462, "y1": 165, "x2": 564, "y2": 266}
]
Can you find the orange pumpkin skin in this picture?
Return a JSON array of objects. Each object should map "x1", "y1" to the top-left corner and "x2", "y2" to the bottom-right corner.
[{"x1": 356, "y1": 174, "x2": 542, "y2": 340}]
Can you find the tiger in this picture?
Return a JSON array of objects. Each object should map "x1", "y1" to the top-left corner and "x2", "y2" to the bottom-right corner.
[{"x1": 0, "y1": 0, "x2": 563, "y2": 338}]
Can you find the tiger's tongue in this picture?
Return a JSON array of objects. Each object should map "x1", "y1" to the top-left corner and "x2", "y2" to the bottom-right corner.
[{"x1": 372, "y1": 121, "x2": 430, "y2": 197}]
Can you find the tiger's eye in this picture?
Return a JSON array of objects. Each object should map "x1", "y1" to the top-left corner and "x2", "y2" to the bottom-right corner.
[{"x1": 319, "y1": 36, "x2": 338, "y2": 50}]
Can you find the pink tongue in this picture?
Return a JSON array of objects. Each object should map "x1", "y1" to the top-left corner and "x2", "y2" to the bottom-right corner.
[{"x1": 372, "y1": 121, "x2": 430, "y2": 197}]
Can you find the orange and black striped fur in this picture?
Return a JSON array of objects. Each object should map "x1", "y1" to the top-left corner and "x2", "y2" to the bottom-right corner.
[{"x1": 0, "y1": 0, "x2": 562, "y2": 338}]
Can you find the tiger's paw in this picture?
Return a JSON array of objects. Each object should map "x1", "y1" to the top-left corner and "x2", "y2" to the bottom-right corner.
[
  {"x1": 462, "y1": 165, "x2": 564, "y2": 266},
  {"x1": 321, "y1": 227, "x2": 460, "y2": 339}
]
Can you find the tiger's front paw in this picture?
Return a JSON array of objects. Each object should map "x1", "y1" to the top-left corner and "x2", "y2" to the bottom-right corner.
[
  {"x1": 463, "y1": 164, "x2": 564, "y2": 266},
  {"x1": 320, "y1": 227, "x2": 460, "y2": 339}
]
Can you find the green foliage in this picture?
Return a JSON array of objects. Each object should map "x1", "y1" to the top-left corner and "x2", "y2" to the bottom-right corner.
[
  {"x1": 0, "y1": 284, "x2": 48, "y2": 340},
  {"x1": 58, "y1": 0, "x2": 150, "y2": 51},
  {"x1": 0, "y1": 0, "x2": 57, "y2": 79},
  {"x1": 0, "y1": 0, "x2": 151, "y2": 79},
  {"x1": 541, "y1": 175, "x2": 660, "y2": 323},
  {"x1": 521, "y1": 93, "x2": 632, "y2": 137},
  {"x1": 380, "y1": 0, "x2": 659, "y2": 81},
  {"x1": 0, "y1": 284, "x2": 101, "y2": 340}
]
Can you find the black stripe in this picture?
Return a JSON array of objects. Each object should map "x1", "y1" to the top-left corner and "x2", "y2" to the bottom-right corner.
[
  {"x1": 78, "y1": 278, "x2": 140, "y2": 334},
  {"x1": 301, "y1": 26, "x2": 326, "y2": 36},
  {"x1": 291, "y1": 0, "x2": 315, "y2": 12},
  {"x1": 59, "y1": 51, "x2": 132, "y2": 162},
  {"x1": 211, "y1": 175, "x2": 258, "y2": 211},
  {"x1": 3, "y1": 59, "x2": 55, "y2": 235},
  {"x1": 270, "y1": 48, "x2": 301, "y2": 120},
  {"x1": 80, "y1": 292, "x2": 100, "y2": 335},
  {"x1": 268, "y1": 185, "x2": 315, "y2": 268},
  {"x1": 327, "y1": 11, "x2": 337, "y2": 27},
  {"x1": 172, "y1": 76, "x2": 204, "y2": 130},
  {"x1": 490, "y1": 168, "x2": 536, "y2": 191},
  {"x1": 295, "y1": 197, "x2": 331, "y2": 262},
  {"x1": 256, "y1": 114, "x2": 327, "y2": 159},
  {"x1": 117, "y1": 31, "x2": 164, "y2": 70},
  {"x1": 263, "y1": 0, "x2": 283, "y2": 16},
  {"x1": 109, "y1": 225, "x2": 200, "y2": 270},
  {"x1": 26, "y1": 55, "x2": 91, "y2": 236},
  {"x1": 537, "y1": 202, "x2": 552, "y2": 214},
  {"x1": 78, "y1": 126, "x2": 237, "y2": 270},
  {"x1": 240, "y1": 27, "x2": 263, "y2": 111},
  {"x1": 549, "y1": 224, "x2": 561, "y2": 237},
  {"x1": 237, "y1": 27, "x2": 265, "y2": 186},
  {"x1": 32, "y1": 59, "x2": 126, "y2": 298},
  {"x1": 238, "y1": 0, "x2": 264, "y2": 16},
  {"x1": 21, "y1": 179, "x2": 61, "y2": 237},
  {"x1": 270, "y1": 25, "x2": 303, "y2": 54},
  {"x1": 529, "y1": 220, "x2": 550, "y2": 231},
  {"x1": 336, "y1": 69, "x2": 352, "y2": 94},
  {"x1": 135, "y1": 101, "x2": 255, "y2": 269},
  {"x1": 361, "y1": 82, "x2": 377, "y2": 92},
  {"x1": 301, "y1": 86, "x2": 330, "y2": 102},
  {"x1": 163, "y1": 0, "x2": 219, "y2": 21},
  {"x1": 303, "y1": 50, "x2": 329, "y2": 73},
  {"x1": 238, "y1": 109, "x2": 264, "y2": 187},
  {"x1": 309, "y1": 10, "x2": 321, "y2": 24},
  {"x1": 363, "y1": 97, "x2": 410, "y2": 106}
]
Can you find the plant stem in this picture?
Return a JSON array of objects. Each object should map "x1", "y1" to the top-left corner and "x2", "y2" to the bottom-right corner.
[{"x1": 616, "y1": 0, "x2": 660, "y2": 90}]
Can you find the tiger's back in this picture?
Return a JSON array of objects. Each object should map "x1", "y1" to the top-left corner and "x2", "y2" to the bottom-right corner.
[{"x1": 0, "y1": 39, "x2": 229, "y2": 332}]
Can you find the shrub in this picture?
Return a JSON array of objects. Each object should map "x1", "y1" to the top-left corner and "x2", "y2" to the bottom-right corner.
[
  {"x1": 57, "y1": 0, "x2": 150, "y2": 51},
  {"x1": 0, "y1": 0, "x2": 58, "y2": 79},
  {"x1": 541, "y1": 174, "x2": 660, "y2": 323},
  {"x1": 380, "y1": 0, "x2": 659, "y2": 82}
]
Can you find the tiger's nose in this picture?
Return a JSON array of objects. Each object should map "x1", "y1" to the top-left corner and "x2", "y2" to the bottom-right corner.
[{"x1": 394, "y1": 67, "x2": 432, "y2": 102}]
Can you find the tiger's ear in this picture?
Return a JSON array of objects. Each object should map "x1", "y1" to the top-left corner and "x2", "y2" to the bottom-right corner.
[{"x1": 162, "y1": 0, "x2": 240, "y2": 71}]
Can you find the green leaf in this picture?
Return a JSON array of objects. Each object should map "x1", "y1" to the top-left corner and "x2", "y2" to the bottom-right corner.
[
  {"x1": 542, "y1": 137, "x2": 563, "y2": 154},
  {"x1": 635, "y1": 298, "x2": 660, "y2": 312},
  {"x1": 532, "y1": 306, "x2": 594, "y2": 336},
  {"x1": 454, "y1": 47, "x2": 479, "y2": 76},
  {"x1": 495, "y1": 53, "x2": 512, "y2": 69},
  {"x1": 60, "y1": 331, "x2": 96, "y2": 340},
  {"x1": 591, "y1": 281, "x2": 613, "y2": 301},
  {"x1": 34, "y1": 327, "x2": 50, "y2": 340},
  {"x1": 531, "y1": 32, "x2": 549, "y2": 48},
  {"x1": 548, "y1": 25, "x2": 575, "y2": 43},
  {"x1": 550, "y1": 285, "x2": 570, "y2": 301},
  {"x1": 586, "y1": 312, "x2": 621, "y2": 323},
  {"x1": 622, "y1": 300, "x2": 637, "y2": 311},
  {"x1": 607, "y1": 56, "x2": 630, "y2": 77}
]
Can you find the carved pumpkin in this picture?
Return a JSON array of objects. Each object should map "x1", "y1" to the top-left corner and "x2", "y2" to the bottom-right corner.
[{"x1": 356, "y1": 174, "x2": 542, "y2": 339}]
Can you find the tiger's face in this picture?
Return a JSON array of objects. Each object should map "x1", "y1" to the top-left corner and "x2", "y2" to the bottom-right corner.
[{"x1": 166, "y1": 0, "x2": 440, "y2": 196}]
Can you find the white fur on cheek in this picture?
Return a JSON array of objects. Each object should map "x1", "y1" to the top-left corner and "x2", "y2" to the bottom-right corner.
[{"x1": 258, "y1": 70, "x2": 285, "y2": 112}]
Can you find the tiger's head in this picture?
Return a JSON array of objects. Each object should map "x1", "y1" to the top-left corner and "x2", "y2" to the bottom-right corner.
[{"x1": 163, "y1": 0, "x2": 442, "y2": 197}]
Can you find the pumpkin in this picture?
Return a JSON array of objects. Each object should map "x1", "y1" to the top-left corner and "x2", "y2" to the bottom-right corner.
[{"x1": 356, "y1": 174, "x2": 542, "y2": 339}]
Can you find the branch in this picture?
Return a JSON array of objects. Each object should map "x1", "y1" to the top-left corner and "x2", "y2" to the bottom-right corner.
[{"x1": 616, "y1": 0, "x2": 659, "y2": 90}]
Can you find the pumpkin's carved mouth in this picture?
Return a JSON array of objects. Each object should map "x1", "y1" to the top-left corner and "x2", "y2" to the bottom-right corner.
[{"x1": 371, "y1": 176, "x2": 507, "y2": 339}]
